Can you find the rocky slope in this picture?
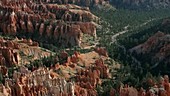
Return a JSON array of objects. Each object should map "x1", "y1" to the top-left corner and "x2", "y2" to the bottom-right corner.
[
  {"x1": 0, "y1": 37, "x2": 52, "y2": 67},
  {"x1": 1, "y1": 49, "x2": 170, "y2": 96},
  {"x1": 0, "y1": 0, "x2": 99, "y2": 47},
  {"x1": 0, "y1": 48, "x2": 120, "y2": 96},
  {"x1": 111, "y1": 0, "x2": 170, "y2": 9},
  {"x1": 130, "y1": 31, "x2": 170, "y2": 65}
]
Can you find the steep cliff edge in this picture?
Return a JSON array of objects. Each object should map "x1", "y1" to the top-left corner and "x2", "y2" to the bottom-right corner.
[{"x1": 0, "y1": 0, "x2": 99, "y2": 47}]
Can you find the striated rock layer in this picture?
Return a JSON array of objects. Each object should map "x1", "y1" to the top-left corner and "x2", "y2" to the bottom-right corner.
[{"x1": 0, "y1": 0, "x2": 99, "y2": 47}]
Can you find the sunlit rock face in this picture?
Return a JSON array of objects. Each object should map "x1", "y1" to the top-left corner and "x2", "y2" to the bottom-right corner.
[
  {"x1": 0, "y1": 67, "x2": 75, "y2": 96},
  {"x1": 0, "y1": 0, "x2": 99, "y2": 47},
  {"x1": 0, "y1": 49, "x2": 112, "y2": 96}
]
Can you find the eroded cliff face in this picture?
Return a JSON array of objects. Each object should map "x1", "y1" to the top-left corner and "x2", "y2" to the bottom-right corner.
[
  {"x1": 0, "y1": 49, "x2": 112, "y2": 96},
  {"x1": 0, "y1": 0, "x2": 99, "y2": 47},
  {"x1": 0, "y1": 37, "x2": 52, "y2": 67}
]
